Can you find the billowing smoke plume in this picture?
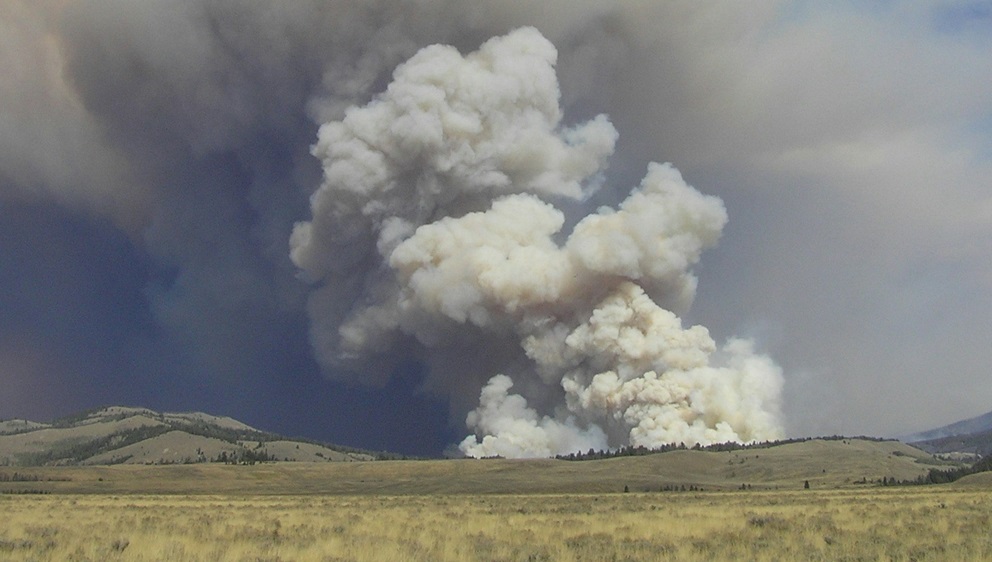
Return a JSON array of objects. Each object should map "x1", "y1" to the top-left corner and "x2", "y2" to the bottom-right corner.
[
  {"x1": 5, "y1": 2, "x2": 989, "y2": 454},
  {"x1": 292, "y1": 27, "x2": 783, "y2": 457}
]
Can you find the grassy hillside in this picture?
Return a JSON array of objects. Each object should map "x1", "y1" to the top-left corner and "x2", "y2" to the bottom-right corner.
[
  {"x1": 0, "y1": 439, "x2": 945, "y2": 495},
  {"x1": 0, "y1": 420, "x2": 50, "y2": 435},
  {"x1": 0, "y1": 406, "x2": 380, "y2": 466},
  {"x1": 954, "y1": 471, "x2": 992, "y2": 487}
]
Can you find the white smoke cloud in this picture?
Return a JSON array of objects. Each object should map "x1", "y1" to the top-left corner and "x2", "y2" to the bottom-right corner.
[
  {"x1": 291, "y1": 27, "x2": 617, "y2": 278},
  {"x1": 459, "y1": 374, "x2": 608, "y2": 459},
  {"x1": 293, "y1": 27, "x2": 784, "y2": 457}
]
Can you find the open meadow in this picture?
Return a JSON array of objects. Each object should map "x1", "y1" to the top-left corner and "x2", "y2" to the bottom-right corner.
[
  {"x1": 3, "y1": 487, "x2": 992, "y2": 561},
  {"x1": 0, "y1": 439, "x2": 947, "y2": 495},
  {"x1": 1, "y1": 440, "x2": 988, "y2": 561}
]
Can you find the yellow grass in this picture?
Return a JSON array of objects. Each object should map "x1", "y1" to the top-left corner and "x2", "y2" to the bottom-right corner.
[{"x1": 2, "y1": 487, "x2": 991, "y2": 561}]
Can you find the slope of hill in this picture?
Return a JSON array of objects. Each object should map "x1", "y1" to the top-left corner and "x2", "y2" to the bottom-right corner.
[
  {"x1": 0, "y1": 438, "x2": 947, "y2": 495},
  {"x1": 955, "y1": 471, "x2": 992, "y2": 488},
  {"x1": 0, "y1": 406, "x2": 379, "y2": 466},
  {"x1": 0, "y1": 419, "x2": 50, "y2": 434}
]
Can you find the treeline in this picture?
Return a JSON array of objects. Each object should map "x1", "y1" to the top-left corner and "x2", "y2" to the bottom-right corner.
[
  {"x1": 884, "y1": 454, "x2": 992, "y2": 486},
  {"x1": 175, "y1": 421, "x2": 282, "y2": 447},
  {"x1": 0, "y1": 472, "x2": 70, "y2": 482},
  {"x1": 20, "y1": 425, "x2": 174, "y2": 466},
  {"x1": 125, "y1": 420, "x2": 393, "y2": 462},
  {"x1": 14, "y1": 423, "x2": 277, "y2": 466},
  {"x1": 556, "y1": 436, "x2": 898, "y2": 461},
  {"x1": 0, "y1": 422, "x2": 48, "y2": 437},
  {"x1": 49, "y1": 406, "x2": 126, "y2": 427},
  {"x1": 214, "y1": 448, "x2": 277, "y2": 465},
  {"x1": 558, "y1": 443, "x2": 689, "y2": 461},
  {"x1": 101, "y1": 444, "x2": 279, "y2": 466},
  {"x1": 0, "y1": 472, "x2": 42, "y2": 482}
]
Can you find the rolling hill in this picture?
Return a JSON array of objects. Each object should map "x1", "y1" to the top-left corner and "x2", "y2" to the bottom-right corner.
[
  {"x1": 2, "y1": 406, "x2": 970, "y2": 494},
  {"x1": 0, "y1": 438, "x2": 951, "y2": 495},
  {"x1": 0, "y1": 406, "x2": 382, "y2": 466}
]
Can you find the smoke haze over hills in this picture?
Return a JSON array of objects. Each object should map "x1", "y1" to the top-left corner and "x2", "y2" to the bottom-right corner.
[{"x1": 1, "y1": 1, "x2": 990, "y2": 455}]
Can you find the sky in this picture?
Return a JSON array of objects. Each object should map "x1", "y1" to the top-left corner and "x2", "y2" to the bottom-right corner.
[{"x1": 1, "y1": 1, "x2": 990, "y2": 456}]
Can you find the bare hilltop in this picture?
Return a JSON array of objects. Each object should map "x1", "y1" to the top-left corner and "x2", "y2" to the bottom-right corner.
[{"x1": 0, "y1": 406, "x2": 379, "y2": 467}]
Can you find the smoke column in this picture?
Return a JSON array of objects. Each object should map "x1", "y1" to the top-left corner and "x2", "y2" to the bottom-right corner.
[{"x1": 291, "y1": 27, "x2": 783, "y2": 458}]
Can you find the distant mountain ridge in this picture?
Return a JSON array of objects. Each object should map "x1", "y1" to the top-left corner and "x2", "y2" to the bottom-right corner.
[
  {"x1": 904, "y1": 409, "x2": 992, "y2": 443},
  {"x1": 0, "y1": 406, "x2": 392, "y2": 466},
  {"x1": 905, "y1": 409, "x2": 992, "y2": 457}
]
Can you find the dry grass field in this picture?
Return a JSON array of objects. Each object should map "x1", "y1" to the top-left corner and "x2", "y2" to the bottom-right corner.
[
  {"x1": 2, "y1": 488, "x2": 991, "y2": 561},
  {"x1": 1, "y1": 440, "x2": 985, "y2": 561}
]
